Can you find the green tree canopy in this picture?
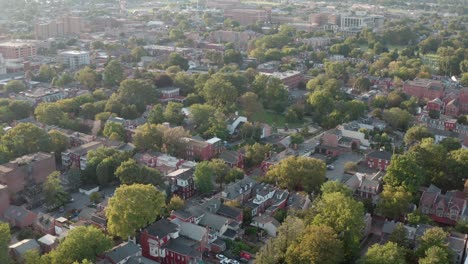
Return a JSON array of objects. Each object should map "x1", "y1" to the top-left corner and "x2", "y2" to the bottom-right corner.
[
  {"x1": 0, "y1": 223, "x2": 11, "y2": 264},
  {"x1": 256, "y1": 216, "x2": 305, "y2": 264},
  {"x1": 419, "y1": 246, "x2": 452, "y2": 264},
  {"x1": 115, "y1": 159, "x2": 163, "y2": 186},
  {"x1": 384, "y1": 154, "x2": 425, "y2": 193},
  {"x1": 75, "y1": 67, "x2": 98, "y2": 90},
  {"x1": 106, "y1": 184, "x2": 166, "y2": 238},
  {"x1": 285, "y1": 225, "x2": 344, "y2": 264},
  {"x1": 404, "y1": 125, "x2": 434, "y2": 145},
  {"x1": 320, "y1": 180, "x2": 353, "y2": 197},
  {"x1": 167, "y1": 52, "x2": 189, "y2": 71},
  {"x1": 416, "y1": 227, "x2": 451, "y2": 259},
  {"x1": 1, "y1": 123, "x2": 51, "y2": 158},
  {"x1": 377, "y1": 185, "x2": 413, "y2": 219},
  {"x1": 103, "y1": 60, "x2": 124, "y2": 87},
  {"x1": 265, "y1": 156, "x2": 326, "y2": 193},
  {"x1": 312, "y1": 192, "x2": 365, "y2": 260},
  {"x1": 44, "y1": 171, "x2": 69, "y2": 207},
  {"x1": 34, "y1": 103, "x2": 66, "y2": 126},
  {"x1": 103, "y1": 121, "x2": 126, "y2": 142},
  {"x1": 194, "y1": 161, "x2": 215, "y2": 195},
  {"x1": 47, "y1": 226, "x2": 112, "y2": 264},
  {"x1": 359, "y1": 242, "x2": 406, "y2": 264},
  {"x1": 4, "y1": 80, "x2": 27, "y2": 93}
]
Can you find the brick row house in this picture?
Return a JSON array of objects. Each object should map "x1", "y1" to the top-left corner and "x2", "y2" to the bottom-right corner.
[
  {"x1": 180, "y1": 137, "x2": 223, "y2": 161},
  {"x1": 166, "y1": 168, "x2": 196, "y2": 200},
  {"x1": 419, "y1": 185, "x2": 467, "y2": 226},
  {"x1": 365, "y1": 150, "x2": 392, "y2": 171},
  {"x1": 140, "y1": 218, "x2": 204, "y2": 264},
  {"x1": 425, "y1": 88, "x2": 468, "y2": 117},
  {"x1": 403, "y1": 78, "x2": 445, "y2": 101},
  {"x1": 61, "y1": 141, "x2": 103, "y2": 170}
]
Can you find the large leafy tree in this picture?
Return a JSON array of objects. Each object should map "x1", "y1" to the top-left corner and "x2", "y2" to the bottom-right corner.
[
  {"x1": 312, "y1": 192, "x2": 364, "y2": 260},
  {"x1": 1, "y1": 123, "x2": 51, "y2": 158},
  {"x1": 320, "y1": 180, "x2": 353, "y2": 197},
  {"x1": 4, "y1": 80, "x2": 27, "y2": 93},
  {"x1": 382, "y1": 108, "x2": 413, "y2": 131},
  {"x1": 404, "y1": 125, "x2": 433, "y2": 145},
  {"x1": 103, "y1": 121, "x2": 126, "y2": 142},
  {"x1": 202, "y1": 75, "x2": 238, "y2": 111},
  {"x1": 416, "y1": 227, "x2": 451, "y2": 259},
  {"x1": 47, "y1": 226, "x2": 112, "y2": 264},
  {"x1": 256, "y1": 216, "x2": 305, "y2": 264},
  {"x1": 75, "y1": 66, "x2": 98, "y2": 90},
  {"x1": 35, "y1": 103, "x2": 66, "y2": 125},
  {"x1": 115, "y1": 159, "x2": 163, "y2": 186},
  {"x1": 82, "y1": 147, "x2": 130, "y2": 184},
  {"x1": 377, "y1": 185, "x2": 413, "y2": 219},
  {"x1": 163, "y1": 102, "x2": 185, "y2": 125},
  {"x1": 49, "y1": 130, "x2": 69, "y2": 162},
  {"x1": 265, "y1": 156, "x2": 326, "y2": 193},
  {"x1": 0, "y1": 223, "x2": 11, "y2": 264},
  {"x1": 384, "y1": 154, "x2": 425, "y2": 193},
  {"x1": 194, "y1": 161, "x2": 215, "y2": 195},
  {"x1": 285, "y1": 225, "x2": 344, "y2": 264},
  {"x1": 244, "y1": 143, "x2": 272, "y2": 167},
  {"x1": 132, "y1": 123, "x2": 165, "y2": 151},
  {"x1": 112, "y1": 79, "x2": 157, "y2": 113},
  {"x1": 167, "y1": 52, "x2": 189, "y2": 70},
  {"x1": 106, "y1": 184, "x2": 166, "y2": 238},
  {"x1": 44, "y1": 171, "x2": 69, "y2": 207},
  {"x1": 419, "y1": 246, "x2": 451, "y2": 264},
  {"x1": 189, "y1": 103, "x2": 216, "y2": 134},
  {"x1": 103, "y1": 60, "x2": 124, "y2": 87},
  {"x1": 359, "y1": 242, "x2": 406, "y2": 264},
  {"x1": 147, "y1": 104, "x2": 165, "y2": 124}
]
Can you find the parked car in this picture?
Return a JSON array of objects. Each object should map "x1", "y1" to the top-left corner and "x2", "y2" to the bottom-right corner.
[
  {"x1": 216, "y1": 254, "x2": 227, "y2": 260},
  {"x1": 240, "y1": 251, "x2": 252, "y2": 260},
  {"x1": 326, "y1": 165, "x2": 335, "y2": 170}
]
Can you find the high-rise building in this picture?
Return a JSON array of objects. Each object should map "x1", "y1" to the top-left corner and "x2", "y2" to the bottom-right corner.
[
  {"x1": 58, "y1": 50, "x2": 90, "y2": 69},
  {"x1": 35, "y1": 15, "x2": 85, "y2": 39},
  {"x1": 224, "y1": 9, "x2": 271, "y2": 26},
  {"x1": 0, "y1": 41, "x2": 37, "y2": 60}
]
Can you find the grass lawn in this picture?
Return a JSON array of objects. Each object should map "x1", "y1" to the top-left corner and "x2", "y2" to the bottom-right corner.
[{"x1": 250, "y1": 110, "x2": 303, "y2": 128}]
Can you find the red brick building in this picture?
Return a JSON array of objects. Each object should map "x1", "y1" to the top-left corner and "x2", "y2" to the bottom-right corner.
[
  {"x1": 426, "y1": 98, "x2": 444, "y2": 112},
  {"x1": 403, "y1": 78, "x2": 445, "y2": 100},
  {"x1": 166, "y1": 168, "x2": 196, "y2": 200},
  {"x1": 140, "y1": 219, "x2": 203, "y2": 264},
  {"x1": 224, "y1": 9, "x2": 271, "y2": 26},
  {"x1": 181, "y1": 137, "x2": 214, "y2": 161},
  {"x1": 420, "y1": 185, "x2": 467, "y2": 226},
  {"x1": 0, "y1": 185, "x2": 9, "y2": 216},
  {"x1": 261, "y1": 71, "x2": 303, "y2": 90},
  {"x1": 0, "y1": 152, "x2": 56, "y2": 194},
  {"x1": 3, "y1": 205, "x2": 37, "y2": 228},
  {"x1": 0, "y1": 41, "x2": 37, "y2": 60},
  {"x1": 365, "y1": 150, "x2": 392, "y2": 171}
]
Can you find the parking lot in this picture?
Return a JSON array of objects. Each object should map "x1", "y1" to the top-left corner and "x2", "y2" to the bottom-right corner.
[{"x1": 325, "y1": 152, "x2": 363, "y2": 182}]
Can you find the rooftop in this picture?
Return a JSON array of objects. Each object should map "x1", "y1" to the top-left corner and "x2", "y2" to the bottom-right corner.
[{"x1": 145, "y1": 219, "x2": 179, "y2": 238}]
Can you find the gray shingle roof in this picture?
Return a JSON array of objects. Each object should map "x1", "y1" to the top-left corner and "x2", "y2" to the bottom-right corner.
[
  {"x1": 199, "y1": 213, "x2": 228, "y2": 232},
  {"x1": 146, "y1": 219, "x2": 179, "y2": 238},
  {"x1": 104, "y1": 242, "x2": 140, "y2": 263},
  {"x1": 171, "y1": 218, "x2": 207, "y2": 242},
  {"x1": 9, "y1": 239, "x2": 40, "y2": 256}
]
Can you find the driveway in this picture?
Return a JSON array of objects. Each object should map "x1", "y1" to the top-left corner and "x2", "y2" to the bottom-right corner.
[{"x1": 325, "y1": 153, "x2": 363, "y2": 182}]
